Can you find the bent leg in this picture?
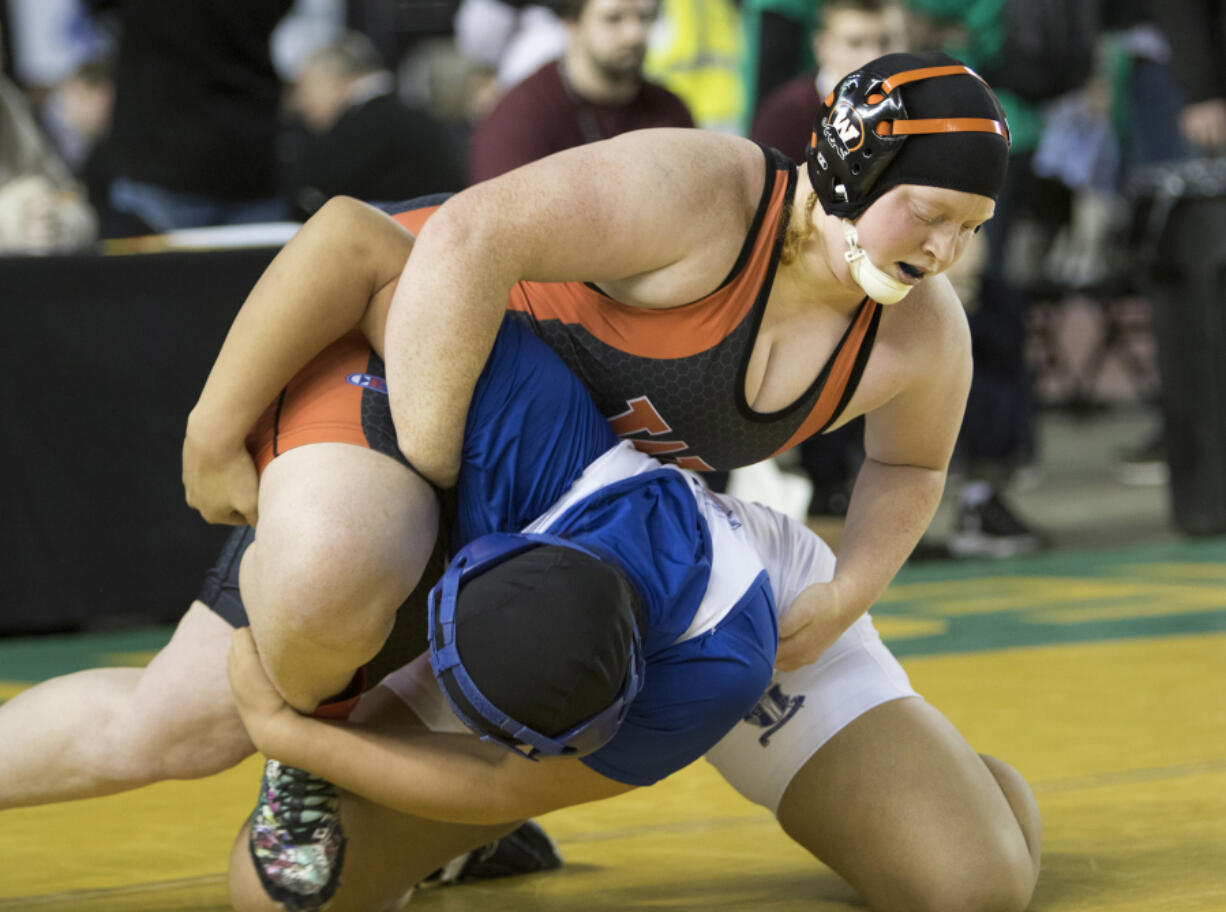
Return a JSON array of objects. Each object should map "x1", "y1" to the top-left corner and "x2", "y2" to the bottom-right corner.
[
  {"x1": 229, "y1": 688, "x2": 516, "y2": 912},
  {"x1": 776, "y1": 697, "x2": 1040, "y2": 912},
  {"x1": 230, "y1": 793, "x2": 516, "y2": 912},
  {"x1": 0, "y1": 602, "x2": 251, "y2": 809},
  {"x1": 240, "y1": 443, "x2": 438, "y2": 711}
]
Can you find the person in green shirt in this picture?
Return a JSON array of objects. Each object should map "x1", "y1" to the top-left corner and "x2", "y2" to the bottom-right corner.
[{"x1": 906, "y1": 0, "x2": 1054, "y2": 559}]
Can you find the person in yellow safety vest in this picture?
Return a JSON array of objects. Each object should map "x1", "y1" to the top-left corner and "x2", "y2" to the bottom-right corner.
[{"x1": 644, "y1": 0, "x2": 743, "y2": 132}]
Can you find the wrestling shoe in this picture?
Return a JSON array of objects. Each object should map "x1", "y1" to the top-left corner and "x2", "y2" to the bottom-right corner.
[
  {"x1": 1115, "y1": 432, "x2": 1168, "y2": 486},
  {"x1": 423, "y1": 820, "x2": 563, "y2": 886},
  {"x1": 949, "y1": 490, "x2": 1050, "y2": 559},
  {"x1": 249, "y1": 759, "x2": 347, "y2": 911}
]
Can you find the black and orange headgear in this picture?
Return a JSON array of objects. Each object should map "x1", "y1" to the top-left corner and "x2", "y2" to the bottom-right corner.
[{"x1": 807, "y1": 52, "x2": 1011, "y2": 220}]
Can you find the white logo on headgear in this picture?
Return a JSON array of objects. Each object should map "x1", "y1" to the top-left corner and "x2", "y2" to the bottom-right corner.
[{"x1": 831, "y1": 107, "x2": 860, "y2": 145}]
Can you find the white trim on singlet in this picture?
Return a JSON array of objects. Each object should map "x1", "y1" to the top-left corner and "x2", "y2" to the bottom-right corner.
[
  {"x1": 675, "y1": 480, "x2": 773, "y2": 643},
  {"x1": 523, "y1": 440, "x2": 769, "y2": 645},
  {"x1": 521, "y1": 440, "x2": 660, "y2": 533},
  {"x1": 705, "y1": 491, "x2": 838, "y2": 621}
]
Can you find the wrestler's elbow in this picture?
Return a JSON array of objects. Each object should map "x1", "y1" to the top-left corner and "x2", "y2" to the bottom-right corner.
[{"x1": 309, "y1": 194, "x2": 370, "y2": 241}]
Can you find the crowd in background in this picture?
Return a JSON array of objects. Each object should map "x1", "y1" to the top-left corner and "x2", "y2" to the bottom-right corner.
[{"x1": 2, "y1": 0, "x2": 1224, "y2": 553}]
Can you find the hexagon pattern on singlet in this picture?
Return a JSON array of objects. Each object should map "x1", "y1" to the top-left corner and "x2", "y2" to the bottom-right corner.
[
  {"x1": 358, "y1": 350, "x2": 409, "y2": 467},
  {"x1": 523, "y1": 309, "x2": 823, "y2": 473}
]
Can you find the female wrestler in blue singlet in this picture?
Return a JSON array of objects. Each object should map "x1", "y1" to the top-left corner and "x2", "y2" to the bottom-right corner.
[{"x1": 224, "y1": 316, "x2": 914, "y2": 912}]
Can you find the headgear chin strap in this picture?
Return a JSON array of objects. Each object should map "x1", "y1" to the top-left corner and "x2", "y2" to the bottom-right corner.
[
  {"x1": 807, "y1": 52, "x2": 1011, "y2": 221},
  {"x1": 428, "y1": 532, "x2": 645, "y2": 761},
  {"x1": 841, "y1": 219, "x2": 912, "y2": 304}
]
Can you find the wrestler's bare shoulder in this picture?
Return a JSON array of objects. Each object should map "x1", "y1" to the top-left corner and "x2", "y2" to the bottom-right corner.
[
  {"x1": 821, "y1": 276, "x2": 970, "y2": 431},
  {"x1": 418, "y1": 131, "x2": 766, "y2": 304},
  {"x1": 879, "y1": 273, "x2": 971, "y2": 362},
  {"x1": 605, "y1": 128, "x2": 767, "y2": 193},
  {"x1": 466, "y1": 128, "x2": 763, "y2": 217},
  {"x1": 521, "y1": 130, "x2": 755, "y2": 228}
]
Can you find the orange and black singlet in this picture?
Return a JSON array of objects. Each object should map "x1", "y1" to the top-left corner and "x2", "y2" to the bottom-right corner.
[{"x1": 388, "y1": 148, "x2": 881, "y2": 473}]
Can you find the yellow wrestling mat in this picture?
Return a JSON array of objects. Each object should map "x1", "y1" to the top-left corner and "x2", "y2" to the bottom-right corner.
[{"x1": 1, "y1": 541, "x2": 1224, "y2": 911}]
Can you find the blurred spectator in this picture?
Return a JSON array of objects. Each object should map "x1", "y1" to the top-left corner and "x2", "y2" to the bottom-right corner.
[
  {"x1": 38, "y1": 55, "x2": 146, "y2": 238},
  {"x1": 454, "y1": 0, "x2": 568, "y2": 115},
  {"x1": 270, "y1": 0, "x2": 345, "y2": 83},
  {"x1": 1089, "y1": 10, "x2": 1175, "y2": 483},
  {"x1": 0, "y1": 29, "x2": 96, "y2": 254},
  {"x1": 1115, "y1": 13, "x2": 1192, "y2": 169},
  {"x1": 1030, "y1": 49, "x2": 1121, "y2": 290},
  {"x1": 748, "y1": 0, "x2": 894, "y2": 521},
  {"x1": 642, "y1": 0, "x2": 742, "y2": 132},
  {"x1": 2, "y1": 0, "x2": 110, "y2": 97},
  {"x1": 905, "y1": 0, "x2": 1095, "y2": 558},
  {"x1": 467, "y1": 0, "x2": 693, "y2": 185},
  {"x1": 751, "y1": 0, "x2": 895, "y2": 162},
  {"x1": 42, "y1": 57, "x2": 112, "y2": 172},
  {"x1": 93, "y1": 0, "x2": 293, "y2": 232},
  {"x1": 1152, "y1": 0, "x2": 1226, "y2": 154},
  {"x1": 1128, "y1": 0, "x2": 1226, "y2": 533},
  {"x1": 283, "y1": 31, "x2": 464, "y2": 220},
  {"x1": 400, "y1": 34, "x2": 492, "y2": 127},
  {"x1": 737, "y1": 0, "x2": 818, "y2": 133}
]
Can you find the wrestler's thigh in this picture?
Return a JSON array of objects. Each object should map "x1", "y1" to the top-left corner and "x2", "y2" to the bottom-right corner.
[
  {"x1": 243, "y1": 442, "x2": 439, "y2": 622},
  {"x1": 128, "y1": 601, "x2": 252, "y2": 766},
  {"x1": 776, "y1": 696, "x2": 1033, "y2": 912}
]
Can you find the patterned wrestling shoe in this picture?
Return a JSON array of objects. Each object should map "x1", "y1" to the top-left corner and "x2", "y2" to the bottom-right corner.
[{"x1": 249, "y1": 759, "x2": 347, "y2": 911}]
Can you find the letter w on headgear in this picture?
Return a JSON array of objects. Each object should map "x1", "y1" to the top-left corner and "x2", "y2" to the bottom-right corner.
[{"x1": 831, "y1": 107, "x2": 860, "y2": 145}]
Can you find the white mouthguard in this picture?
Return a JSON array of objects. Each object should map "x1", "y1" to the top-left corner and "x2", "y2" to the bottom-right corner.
[{"x1": 841, "y1": 220, "x2": 913, "y2": 304}]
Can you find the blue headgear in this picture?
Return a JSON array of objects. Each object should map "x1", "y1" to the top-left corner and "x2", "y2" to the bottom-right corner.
[{"x1": 428, "y1": 532, "x2": 645, "y2": 760}]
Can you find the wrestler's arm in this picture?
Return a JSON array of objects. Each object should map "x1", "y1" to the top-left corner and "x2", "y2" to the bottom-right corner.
[
  {"x1": 776, "y1": 277, "x2": 971, "y2": 670},
  {"x1": 183, "y1": 197, "x2": 412, "y2": 524},
  {"x1": 383, "y1": 128, "x2": 761, "y2": 487},
  {"x1": 229, "y1": 629, "x2": 632, "y2": 824},
  {"x1": 268, "y1": 716, "x2": 629, "y2": 825}
]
